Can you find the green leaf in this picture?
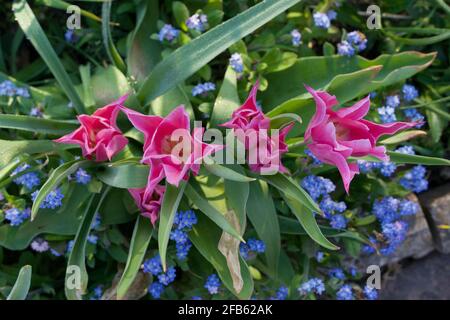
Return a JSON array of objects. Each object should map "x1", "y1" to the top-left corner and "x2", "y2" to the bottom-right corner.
[
  {"x1": 184, "y1": 183, "x2": 243, "y2": 242},
  {"x1": 31, "y1": 160, "x2": 92, "y2": 220},
  {"x1": 127, "y1": 0, "x2": 161, "y2": 83},
  {"x1": 172, "y1": 1, "x2": 190, "y2": 30},
  {"x1": 116, "y1": 216, "x2": 153, "y2": 300},
  {"x1": 137, "y1": 0, "x2": 302, "y2": 105},
  {"x1": 263, "y1": 52, "x2": 436, "y2": 135},
  {"x1": 13, "y1": 0, "x2": 85, "y2": 114},
  {"x1": 189, "y1": 213, "x2": 254, "y2": 299},
  {"x1": 278, "y1": 215, "x2": 370, "y2": 244},
  {"x1": 0, "y1": 184, "x2": 91, "y2": 250},
  {"x1": 246, "y1": 180, "x2": 280, "y2": 275},
  {"x1": 150, "y1": 84, "x2": 194, "y2": 119},
  {"x1": 0, "y1": 114, "x2": 78, "y2": 135},
  {"x1": 210, "y1": 66, "x2": 240, "y2": 128},
  {"x1": 65, "y1": 187, "x2": 109, "y2": 300},
  {"x1": 91, "y1": 65, "x2": 132, "y2": 107},
  {"x1": 36, "y1": 0, "x2": 103, "y2": 23},
  {"x1": 102, "y1": 1, "x2": 126, "y2": 72},
  {"x1": 283, "y1": 195, "x2": 339, "y2": 250},
  {"x1": 7, "y1": 265, "x2": 32, "y2": 300},
  {"x1": 387, "y1": 151, "x2": 450, "y2": 166},
  {"x1": 158, "y1": 181, "x2": 186, "y2": 271},
  {"x1": 223, "y1": 165, "x2": 249, "y2": 229},
  {"x1": 203, "y1": 163, "x2": 255, "y2": 182},
  {"x1": 96, "y1": 163, "x2": 149, "y2": 189},
  {"x1": 260, "y1": 173, "x2": 321, "y2": 213},
  {"x1": 0, "y1": 139, "x2": 72, "y2": 167},
  {"x1": 379, "y1": 130, "x2": 427, "y2": 144},
  {"x1": 385, "y1": 30, "x2": 450, "y2": 46}
]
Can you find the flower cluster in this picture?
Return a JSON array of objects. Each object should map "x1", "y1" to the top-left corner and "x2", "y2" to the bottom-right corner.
[
  {"x1": 298, "y1": 278, "x2": 325, "y2": 296},
  {"x1": 229, "y1": 53, "x2": 244, "y2": 73},
  {"x1": 313, "y1": 12, "x2": 331, "y2": 29},
  {"x1": 377, "y1": 84, "x2": 424, "y2": 127},
  {"x1": 270, "y1": 286, "x2": 289, "y2": 300},
  {"x1": 142, "y1": 255, "x2": 177, "y2": 299},
  {"x1": 363, "y1": 196, "x2": 418, "y2": 255},
  {"x1": 239, "y1": 238, "x2": 265, "y2": 260},
  {"x1": 338, "y1": 31, "x2": 367, "y2": 57},
  {"x1": 204, "y1": 274, "x2": 221, "y2": 295},
  {"x1": 399, "y1": 165, "x2": 428, "y2": 193},
  {"x1": 30, "y1": 238, "x2": 50, "y2": 252},
  {"x1": 0, "y1": 80, "x2": 30, "y2": 98},
  {"x1": 158, "y1": 24, "x2": 180, "y2": 42},
  {"x1": 336, "y1": 284, "x2": 354, "y2": 300},
  {"x1": 31, "y1": 188, "x2": 64, "y2": 210},
  {"x1": 302, "y1": 175, "x2": 347, "y2": 229},
  {"x1": 291, "y1": 29, "x2": 302, "y2": 47},
  {"x1": 4, "y1": 207, "x2": 30, "y2": 226},
  {"x1": 12, "y1": 163, "x2": 40, "y2": 190},
  {"x1": 186, "y1": 13, "x2": 208, "y2": 32},
  {"x1": 74, "y1": 168, "x2": 91, "y2": 185},
  {"x1": 192, "y1": 82, "x2": 216, "y2": 96},
  {"x1": 170, "y1": 210, "x2": 198, "y2": 260}
]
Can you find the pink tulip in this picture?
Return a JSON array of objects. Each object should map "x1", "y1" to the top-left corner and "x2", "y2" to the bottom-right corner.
[
  {"x1": 122, "y1": 105, "x2": 223, "y2": 189},
  {"x1": 304, "y1": 85, "x2": 417, "y2": 192},
  {"x1": 221, "y1": 83, "x2": 270, "y2": 131},
  {"x1": 54, "y1": 95, "x2": 129, "y2": 162},
  {"x1": 221, "y1": 82, "x2": 294, "y2": 174},
  {"x1": 128, "y1": 185, "x2": 165, "y2": 225}
]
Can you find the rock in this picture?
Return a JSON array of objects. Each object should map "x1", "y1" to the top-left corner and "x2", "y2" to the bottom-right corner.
[
  {"x1": 380, "y1": 252, "x2": 450, "y2": 300},
  {"x1": 419, "y1": 183, "x2": 450, "y2": 253}
]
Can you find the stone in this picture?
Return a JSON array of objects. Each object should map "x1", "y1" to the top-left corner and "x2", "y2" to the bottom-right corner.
[
  {"x1": 418, "y1": 183, "x2": 450, "y2": 253},
  {"x1": 380, "y1": 252, "x2": 450, "y2": 300}
]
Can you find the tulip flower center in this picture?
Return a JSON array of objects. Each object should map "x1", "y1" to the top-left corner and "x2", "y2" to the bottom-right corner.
[
  {"x1": 334, "y1": 122, "x2": 350, "y2": 141},
  {"x1": 161, "y1": 134, "x2": 190, "y2": 162}
]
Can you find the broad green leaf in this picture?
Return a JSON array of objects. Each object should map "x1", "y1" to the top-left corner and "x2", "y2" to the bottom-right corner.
[
  {"x1": 379, "y1": 130, "x2": 427, "y2": 145},
  {"x1": 209, "y1": 66, "x2": 240, "y2": 128},
  {"x1": 79, "y1": 64, "x2": 96, "y2": 108},
  {"x1": 246, "y1": 180, "x2": 280, "y2": 275},
  {"x1": 223, "y1": 165, "x2": 249, "y2": 229},
  {"x1": 102, "y1": 1, "x2": 126, "y2": 72},
  {"x1": 151, "y1": 85, "x2": 194, "y2": 119},
  {"x1": 137, "y1": 0, "x2": 302, "y2": 105},
  {"x1": 263, "y1": 52, "x2": 436, "y2": 135},
  {"x1": 7, "y1": 265, "x2": 32, "y2": 300},
  {"x1": 0, "y1": 114, "x2": 78, "y2": 135},
  {"x1": 0, "y1": 184, "x2": 91, "y2": 250},
  {"x1": 283, "y1": 195, "x2": 339, "y2": 250},
  {"x1": 32, "y1": 160, "x2": 92, "y2": 220},
  {"x1": 127, "y1": 0, "x2": 161, "y2": 83},
  {"x1": 96, "y1": 163, "x2": 149, "y2": 189},
  {"x1": 172, "y1": 1, "x2": 190, "y2": 30},
  {"x1": 13, "y1": 0, "x2": 85, "y2": 114},
  {"x1": 99, "y1": 188, "x2": 136, "y2": 226},
  {"x1": 117, "y1": 216, "x2": 153, "y2": 299},
  {"x1": 260, "y1": 173, "x2": 321, "y2": 213},
  {"x1": 387, "y1": 151, "x2": 450, "y2": 166},
  {"x1": 262, "y1": 52, "x2": 436, "y2": 109},
  {"x1": 184, "y1": 183, "x2": 243, "y2": 242},
  {"x1": 189, "y1": 212, "x2": 254, "y2": 299},
  {"x1": 91, "y1": 65, "x2": 132, "y2": 107},
  {"x1": 158, "y1": 181, "x2": 186, "y2": 271},
  {"x1": 203, "y1": 163, "x2": 255, "y2": 182},
  {"x1": 65, "y1": 187, "x2": 109, "y2": 300},
  {"x1": 0, "y1": 139, "x2": 73, "y2": 167}
]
